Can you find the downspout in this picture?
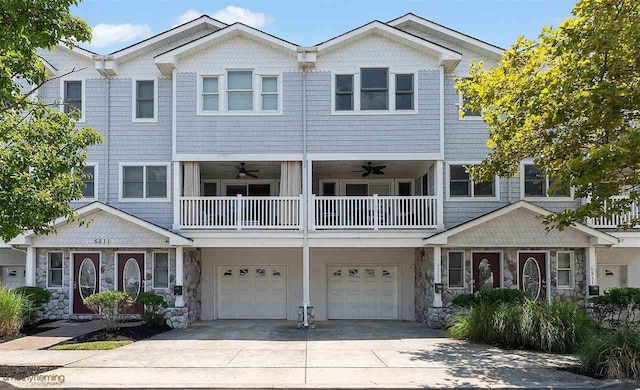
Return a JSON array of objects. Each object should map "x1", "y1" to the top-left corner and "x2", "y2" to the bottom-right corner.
[
  {"x1": 302, "y1": 66, "x2": 309, "y2": 327},
  {"x1": 105, "y1": 71, "x2": 111, "y2": 204}
]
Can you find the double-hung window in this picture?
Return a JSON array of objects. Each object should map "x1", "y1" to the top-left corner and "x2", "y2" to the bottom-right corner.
[
  {"x1": 395, "y1": 74, "x2": 414, "y2": 110},
  {"x1": 261, "y1": 76, "x2": 278, "y2": 111},
  {"x1": 361, "y1": 68, "x2": 388, "y2": 110},
  {"x1": 81, "y1": 165, "x2": 96, "y2": 199},
  {"x1": 202, "y1": 76, "x2": 219, "y2": 112},
  {"x1": 522, "y1": 164, "x2": 570, "y2": 198},
  {"x1": 459, "y1": 78, "x2": 481, "y2": 119},
  {"x1": 63, "y1": 80, "x2": 83, "y2": 118},
  {"x1": 135, "y1": 80, "x2": 155, "y2": 120},
  {"x1": 335, "y1": 75, "x2": 354, "y2": 111},
  {"x1": 557, "y1": 251, "x2": 574, "y2": 288},
  {"x1": 227, "y1": 70, "x2": 253, "y2": 111},
  {"x1": 153, "y1": 252, "x2": 169, "y2": 288},
  {"x1": 448, "y1": 164, "x2": 495, "y2": 199},
  {"x1": 122, "y1": 165, "x2": 168, "y2": 200},
  {"x1": 448, "y1": 251, "x2": 464, "y2": 288},
  {"x1": 48, "y1": 252, "x2": 63, "y2": 288}
]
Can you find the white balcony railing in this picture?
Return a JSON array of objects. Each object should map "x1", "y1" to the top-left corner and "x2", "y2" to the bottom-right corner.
[
  {"x1": 586, "y1": 196, "x2": 640, "y2": 228},
  {"x1": 312, "y1": 195, "x2": 439, "y2": 229},
  {"x1": 179, "y1": 196, "x2": 302, "y2": 229}
]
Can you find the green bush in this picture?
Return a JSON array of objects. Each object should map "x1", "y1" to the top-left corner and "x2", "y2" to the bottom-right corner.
[
  {"x1": 579, "y1": 328, "x2": 640, "y2": 380},
  {"x1": 83, "y1": 290, "x2": 133, "y2": 331},
  {"x1": 590, "y1": 287, "x2": 640, "y2": 328},
  {"x1": 137, "y1": 292, "x2": 167, "y2": 327},
  {"x1": 448, "y1": 298, "x2": 593, "y2": 353},
  {"x1": 450, "y1": 288, "x2": 526, "y2": 308},
  {"x1": 451, "y1": 293, "x2": 475, "y2": 307},
  {"x1": 0, "y1": 286, "x2": 26, "y2": 336},
  {"x1": 14, "y1": 286, "x2": 51, "y2": 326}
]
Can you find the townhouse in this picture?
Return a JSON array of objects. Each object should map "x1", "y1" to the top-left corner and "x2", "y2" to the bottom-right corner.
[{"x1": 2, "y1": 13, "x2": 638, "y2": 328}]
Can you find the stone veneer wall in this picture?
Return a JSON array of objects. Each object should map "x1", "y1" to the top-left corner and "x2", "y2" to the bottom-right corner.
[
  {"x1": 34, "y1": 247, "x2": 198, "y2": 328},
  {"x1": 417, "y1": 247, "x2": 589, "y2": 329}
]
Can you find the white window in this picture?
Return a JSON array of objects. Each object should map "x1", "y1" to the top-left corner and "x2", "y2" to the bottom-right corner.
[
  {"x1": 261, "y1": 76, "x2": 278, "y2": 111},
  {"x1": 557, "y1": 251, "x2": 574, "y2": 289},
  {"x1": 459, "y1": 78, "x2": 482, "y2": 120},
  {"x1": 448, "y1": 251, "x2": 464, "y2": 288},
  {"x1": 361, "y1": 68, "x2": 388, "y2": 110},
  {"x1": 335, "y1": 74, "x2": 354, "y2": 111},
  {"x1": 60, "y1": 79, "x2": 85, "y2": 122},
  {"x1": 447, "y1": 163, "x2": 498, "y2": 200},
  {"x1": 227, "y1": 70, "x2": 253, "y2": 111},
  {"x1": 202, "y1": 76, "x2": 219, "y2": 112},
  {"x1": 395, "y1": 74, "x2": 414, "y2": 110},
  {"x1": 153, "y1": 252, "x2": 169, "y2": 289},
  {"x1": 48, "y1": 252, "x2": 63, "y2": 288},
  {"x1": 81, "y1": 165, "x2": 96, "y2": 200},
  {"x1": 133, "y1": 79, "x2": 157, "y2": 121},
  {"x1": 521, "y1": 163, "x2": 571, "y2": 199},
  {"x1": 120, "y1": 164, "x2": 169, "y2": 201}
]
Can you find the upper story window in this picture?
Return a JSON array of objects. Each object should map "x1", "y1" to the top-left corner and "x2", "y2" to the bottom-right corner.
[
  {"x1": 261, "y1": 76, "x2": 278, "y2": 111},
  {"x1": 63, "y1": 81, "x2": 82, "y2": 116},
  {"x1": 459, "y1": 78, "x2": 481, "y2": 120},
  {"x1": 134, "y1": 80, "x2": 157, "y2": 121},
  {"x1": 202, "y1": 76, "x2": 219, "y2": 112},
  {"x1": 121, "y1": 164, "x2": 169, "y2": 201},
  {"x1": 395, "y1": 74, "x2": 414, "y2": 110},
  {"x1": 447, "y1": 164, "x2": 497, "y2": 200},
  {"x1": 81, "y1": 165, "x2": 96, "y2": 200},
  {"x1": 361, "y1": 68, "x2": 388, "y2": 110},
  {"x1": 335, "y1": 75, "x2": 354, "y2": 111},
  {"x1": 521, "y1": 163, "x2": 571, "y2": 199},
  {"x1": 227, "y1": 70, "x2": 253, "y2": 111}
]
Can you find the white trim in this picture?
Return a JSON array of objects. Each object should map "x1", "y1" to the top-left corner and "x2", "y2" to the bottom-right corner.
[
  {"x1": 45, "y1": 251, "x2": 64, "y2": 289},
  {"x1": 307, "y1": 152, "x2": 442, "y2": 161},
  {"x1": 424, "y1": 200, "x2": 619, "y2": 246},
  {"x1": 439, "y1": 66, "x2": 445, "y2": 155},
  {"x1": 520, "y1": 161, "x2": 575, "y2": 201},
  {"x1": 387, "y1": 14, "x2": 505, "y2": 57},
  {"x1": 175, "y1": 153, "x2": 303, "y2": 162},
  {"x1": 200, "y1": 179, "x2": 221, "y2": 196},
  {"x1": 119, "y1": 162, "x2": 171, "y2": 203},
  {"x1": 445, "y1": 162, "x2": 500, "y2": 201},
  {"x1": 151, "y1": 251, "x2": 170, "y2": 289},
  {"x1": 196, "y1": 73, "x2": 222, "y2": 115},
  {"x1": 131, "y1": 78, "x2": 158, "y2": 122},
  {"x1": 446, "y1": 250, "x2": 465, "y2": 289},
  {"x1": 556, "y1": 250, "x2": 575, "y2": 289},
  {"x1": 458, "y1": 91, "x2": 483, "y2": 121},
  {"x1": 172, "y1": 68, "x2": 177, "y2": 160},
  {"x1": 318, "y1": 179, "x2": 338, "y2": 196},
  {"x1": 59, "y1": 77, "x2": 86, "y2": 123},
  {"x1": 13, "y1": 202, "x2": 192, "y2": 246},
  {"x1": 221, "y1": 179, "x2": 277, "y2": 196},
  {"x1": 259, "y1": 74, "x2": 281, "y2": 113},
  {"x1": 76, "y1": 162, "x2": 98, "y2": 202}
]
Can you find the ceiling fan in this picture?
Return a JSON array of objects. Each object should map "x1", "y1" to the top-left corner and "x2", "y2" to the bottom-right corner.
[
  {"x1": 353, "y1": 162, "x2": 386, "y2": 177},
  {"x1": 225, "y1": 162, "x2": 259, "y2": 179}
]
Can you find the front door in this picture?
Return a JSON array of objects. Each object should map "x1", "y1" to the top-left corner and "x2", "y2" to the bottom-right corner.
[
  {"x1": 117, "y1": 253, "x2": 144, "y2": 314},
  {"x1": 73, "y1": 253, "x2": 100, "y2": 314},
  {"x1": 472, "y1": 253, "x2": 501, "y2": 292},
  {"x1": 519, "y1": 252, "x2": 547, "y2": 300}
]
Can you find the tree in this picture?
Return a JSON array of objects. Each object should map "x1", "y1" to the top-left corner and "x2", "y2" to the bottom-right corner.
[
  {"x1": 0, "y1": 0, "x2": 102, "y2": 241},
  {"x1": 457, "y1": 0, "x2": 640, "y2": 230}
]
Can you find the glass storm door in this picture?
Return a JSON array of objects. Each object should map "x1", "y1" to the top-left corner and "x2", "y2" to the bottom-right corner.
[
  {"x1": 518, "y1": 252, "x2": 547, "y2": 300},
  {"x1": 73, "y1": 253, "x2": 100, "y2": 314},
  {"x1": 118, "y1": 253, "x2": 145, "y2": 314}
]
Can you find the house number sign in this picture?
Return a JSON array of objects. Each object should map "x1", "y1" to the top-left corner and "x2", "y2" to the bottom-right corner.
[{"x1": 94, "y1": 238, "x2": 114, "y2": 244}]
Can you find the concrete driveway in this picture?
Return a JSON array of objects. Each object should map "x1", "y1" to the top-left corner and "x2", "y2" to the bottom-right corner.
[{"x1": 7, "y1": 320, "x2": 605, "y2": 388}]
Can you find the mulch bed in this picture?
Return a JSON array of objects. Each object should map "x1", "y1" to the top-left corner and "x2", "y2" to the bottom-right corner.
[
  {"x1": 0, "y1": 365, "x2": 59, "y2": 380},
  {"x1": 0, "y1": 320, "x2": 59, "y2": 344},
  {"x1": 49, "y1": 324, "x2": 171, "y2": 347}
]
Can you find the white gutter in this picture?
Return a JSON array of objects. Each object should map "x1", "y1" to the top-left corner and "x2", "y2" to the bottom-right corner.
[
  {"x1": 105, "y1": 72, "x2": 111, "y2": 203},
  {"x1": 302, "y1": 68, "x2": 310, "y2": 327}
]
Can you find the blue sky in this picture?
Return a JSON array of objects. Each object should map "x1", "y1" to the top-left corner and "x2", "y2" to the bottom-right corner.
[{"x1": 73, "y1": 0, "x2": 577, "y2": 54}]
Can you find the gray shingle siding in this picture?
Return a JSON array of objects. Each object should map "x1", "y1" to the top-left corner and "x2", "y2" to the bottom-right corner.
[
  {"x1": 175, "y1": 72, "x2": 303, "y2": 154},
  {"x1": 305, "y1": 71, "x2": 440, "y2": 153}
]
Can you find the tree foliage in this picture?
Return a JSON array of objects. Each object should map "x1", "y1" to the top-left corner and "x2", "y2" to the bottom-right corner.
[
  {"x1": 0, "y1": 0, "x2": 102, "y2": 241},
  {"x1": 457, "y1": 0, "x2": 640, "y2": 229}
]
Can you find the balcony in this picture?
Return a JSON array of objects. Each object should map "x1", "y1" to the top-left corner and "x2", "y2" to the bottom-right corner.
[{"x1": 586, "y1": 196, "x2": 640, "y2": 229}]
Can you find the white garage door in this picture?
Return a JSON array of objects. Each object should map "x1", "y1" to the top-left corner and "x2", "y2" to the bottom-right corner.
[
  {"x1": 327, "y1": 266, "x2": 398, "y2": 319},
  {"x1": 217, "y1": 265, "x2": 287, "y2": 319}
]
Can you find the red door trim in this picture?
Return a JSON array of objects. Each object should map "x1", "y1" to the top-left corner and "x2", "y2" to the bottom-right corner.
[
  {"x1": 116, "y1": 252, "x2": 145, "y2": 314},
  {"x1": 517, "y1": 251, "x2": 549, "y2": 300},
  {"x1": 72, "y1": 252, "x2": 101, "y2": 315}
]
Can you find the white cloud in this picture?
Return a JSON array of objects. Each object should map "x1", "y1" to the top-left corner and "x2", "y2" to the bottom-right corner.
[
  {"x1": 90, "y1": 23, "x2": 152, "y2": 48},
  {"x1": 174, "y1": 10, "x2": 203, "y2": 27},
  {"x1": 212, "y1": 6, "x2": 273, "y2": 28}
]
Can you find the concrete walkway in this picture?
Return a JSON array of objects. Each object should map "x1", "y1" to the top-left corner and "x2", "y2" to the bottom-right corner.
[
  {"x1": 1, "y1": 320, "x2": 611, "y2": 388},
  {"x1": 0, "y1": 320, "x2": 104, "y2": 351}
]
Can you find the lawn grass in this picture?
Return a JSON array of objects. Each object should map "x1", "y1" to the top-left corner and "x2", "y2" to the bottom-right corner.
[{"x1": 50, "y1": 340, "x2": 132, "y2": 350}]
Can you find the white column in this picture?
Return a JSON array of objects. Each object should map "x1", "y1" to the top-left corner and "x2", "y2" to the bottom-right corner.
[
  {"x1": 175, "y1": 246, "x2": 184, "y2": 307},
  {"x1": 587, "y1": 246, "x2": 598, "y2": 296},
  {"x1": 433, "y1": 246, "x2": 443, "y2": 308},
  {"x1": 435, "y1": 160, "x2": 444, "y2": 229},
  {"x1": 172, "y1": 161, "x2": 181, "y2": 230},
  {"x1": 25, "y1": 246, "x2": 36, "y2": 287}
]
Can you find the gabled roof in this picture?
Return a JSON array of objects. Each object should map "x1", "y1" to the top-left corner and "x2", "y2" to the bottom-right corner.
[
  {"x1": 154, "y1": 23, "x2": 299, "y2": 76},
  {"x1": 424, "y1": 201, "x2": 618, "y2": 246},
  {"x1": 53, "y1": 44, "x2": 98, "y2": 61},
  {"x1": 9, "y1": 202, "x2": 192, "y2": 247},
  {"x1": 387, "y1": 13, "x2": 504, "y2": 58},
  {"x1": 37, "y1": 55, "x2": 57, "y2": 76},
  {"x1": 315, "y1": 20, "x2": 462, "y2": 72}
]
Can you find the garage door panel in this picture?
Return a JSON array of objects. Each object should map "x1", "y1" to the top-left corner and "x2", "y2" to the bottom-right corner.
[
  {"x1": 217, "y1": 265, "x2": 287, "y2": 319},
  {"x1": 327, "y1": 265, "x2": 399, "y2": 320}
]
